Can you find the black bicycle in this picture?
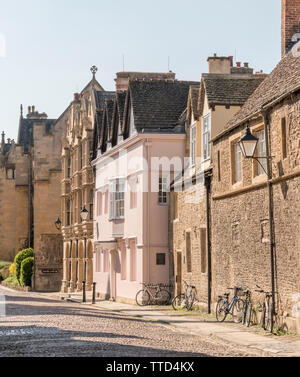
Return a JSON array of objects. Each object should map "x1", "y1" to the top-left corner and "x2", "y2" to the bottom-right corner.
[
  {"x1": 255, "y1": 287, "x2": 276, "y2": 332},
  {"x1": 136, "y1": 283, "x2": 171, "y2": 306},
  {"x1": 242, "y1": 288, "x2": 253, "y2": 327},
  {"x1": 216, "y1": 287, "x2": 245, "y2": 323}
]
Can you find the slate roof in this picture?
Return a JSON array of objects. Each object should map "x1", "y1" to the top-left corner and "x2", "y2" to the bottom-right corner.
[
  {"x1": 127, "y1": 79, "x2": 199, "y2": 133},
  {"x1": 202, "y1": 74, "x2": 267, "y2": 107},
  {"x1": 218, "y1": 43, "x2": 300, "y2": 139},
  {"x1": 94, "y1": 90, "x2": 115, "y2": 110},
  {"x1": 2, "y1": 144, "x2": 12, "y2": 156},
  {"x1": 115, "y1": 91, "x2": 127, "y2": 125},
  {"x1": 18, "y1": 118, "x2": 56, "y2": 152},
  {"x1": 92, "y1": 109, "x2": 104, "y2": 161}
]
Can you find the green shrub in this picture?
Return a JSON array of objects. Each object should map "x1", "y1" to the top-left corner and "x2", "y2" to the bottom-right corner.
[
  {"x1": 4, "y1": 274, "x2": 20, "y2": 287},
  {"x1": 14, "y1": 249, "x2": 34, "y2": 281},
  {"x1": 20, "y1": 257, "x2": 34, "y2": 287}
]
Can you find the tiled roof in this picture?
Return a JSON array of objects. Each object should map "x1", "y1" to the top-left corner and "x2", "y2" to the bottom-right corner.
[
  {"x1": 94, "y1": 90, "x2": 115, "y2": 110},
  {"x1": 128, "y1": 79, "x2": 199, "y2": 133},
  {"x1": 2, "y1": 144, "x2": 12, "y2": 156},
  {"x1": 221, "y1": 44, "x2": 300, "y2": 137},
  {"x1": 202, "y1": 74, "x2": 267, "y2": 107},
  {"x1": 116, "y1": 91, "x2": 127, "y2": 125},
  {"x1": 92, "y1": 109, "x2": 104, "y2": 160},
  {"x1": 18, "y1": 118, "x2": 56, "y2": 152}
]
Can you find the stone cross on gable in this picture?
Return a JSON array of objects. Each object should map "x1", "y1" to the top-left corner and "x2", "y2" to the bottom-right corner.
[{"x1": 90, "y1": 66, "x2": 98, "y2": 79}]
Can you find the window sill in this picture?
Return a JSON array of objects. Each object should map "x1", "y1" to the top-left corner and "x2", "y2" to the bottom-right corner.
[
  {"x1": 231, "y1": 181, "x2": 243, "y2": 190},
  {"x1": 252, "y1": 173, "x2": 267, "y2": 185}
]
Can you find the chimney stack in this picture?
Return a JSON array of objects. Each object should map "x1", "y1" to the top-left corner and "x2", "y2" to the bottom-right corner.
[
  {"x1": 207, "y1": 54, "x2": 232, "y2": 74},
  {"x1": 282, "y1": 0, "x2": 300, "y2": 57}
]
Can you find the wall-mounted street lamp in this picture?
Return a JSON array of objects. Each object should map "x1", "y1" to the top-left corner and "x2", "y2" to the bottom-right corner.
[
  {"x1": 54, "y1": 217, "x2": 62, "y2": 230},
  {"x1": 80, "y1": 205, "x2": 89, "y2": 222},
  {"x1": 238, "y1": 121, "x2": 276, "y2": 333},
  {"x1": 238, "y1": 124, "x2": 269, "y2": 174}
]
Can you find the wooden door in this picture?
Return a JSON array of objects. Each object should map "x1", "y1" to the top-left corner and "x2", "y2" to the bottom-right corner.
[{"x1": 176, "y1": 252, "x2": 182, "y2": 295}]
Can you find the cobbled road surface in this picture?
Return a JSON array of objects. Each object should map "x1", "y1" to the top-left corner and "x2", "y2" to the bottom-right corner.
[{"x1": 0, "y1": 288, "x2": 266, "y2": 357}]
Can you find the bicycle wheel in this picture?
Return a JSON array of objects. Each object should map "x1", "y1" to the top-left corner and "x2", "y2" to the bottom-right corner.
[
  {"x1": 245, "y1": 302, "x2": 252, "y2": 327},
  {"x1": 216, "y1": 298, "x2": 228, "y2": 322},
  {"x1": 264, "y1": 302, "x2": 273, "y2": 332},
  {"x1": 136, "y1": 290, "x2": 150, "y2": 306},
  {"x1": 172, "y1": 294, "x2": 186, "y2": 310},
  {"x1": 186, "y1": 290, "x2": 196, "y2": 311},
  {"x1": 156, "y1": 289, "x2": 171, "y2": 306},
  {"x1": 242, "y1": 300, "x2": 248, "y2": 325},
  {"x1": 232, "y1": 298, "x2": 244, "y2": 323}
]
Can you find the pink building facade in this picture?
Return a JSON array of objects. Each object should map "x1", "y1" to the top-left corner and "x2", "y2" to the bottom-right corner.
[{"x1": 92, "y1": 78, "x2": 197, "y2": 303}]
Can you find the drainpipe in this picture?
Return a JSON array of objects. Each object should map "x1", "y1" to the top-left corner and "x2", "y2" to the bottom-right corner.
[
  {"x1": 205, "y1": 170, "x2": 212, "y2": 314},
  {"x1": 28, "y1": 127, "x2": 35, "y2": 289},
  {"x1": 146, "y1": 139, "x2": 151, "y2": 283},
  {"x1": 262, "y1": 111, "x2": 276, "y2": 333}
]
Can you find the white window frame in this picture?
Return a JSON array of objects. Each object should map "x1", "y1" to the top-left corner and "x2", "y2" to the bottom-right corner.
[
  {"x1": 202, "y1": 114, "x2": 211, "y2": 161},
  {"x1": 109, "y1": 178, "x2": 125, "y2": 220},
  {"x1": 158, "y1": 177, "x2": 168, "y2": 206},
  {"x1": 190, "y1": 122, "x2": 196, "y2": 166}
]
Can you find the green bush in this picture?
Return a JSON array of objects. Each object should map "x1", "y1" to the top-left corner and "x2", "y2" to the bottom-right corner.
[
  {"x1": 14, "y1": 249, "x2": 34, "y2": 282},
  {"x1": 4, "y1": 274, "x2": 20, "y2": 287},
  {"x1": 20, "y1": 257, "x2": 34, "y2": 287}
]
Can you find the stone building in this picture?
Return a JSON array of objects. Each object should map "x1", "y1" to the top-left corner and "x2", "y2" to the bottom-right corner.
[
  {"x1": 210, "y1": 0, "x2": 300, "y2": 333},
  {"x1": 0, "y1": 106, "x2": 64, "y2": 292},
  {"x1": 92, "y1": 74, "x2": 198, "y2": 303},
  {"x1": 170, "y1": 56, "x2": 267, "y2": 310},
  {"x1": 60, "y1": 68, "x2": 113, "y2": 293}
]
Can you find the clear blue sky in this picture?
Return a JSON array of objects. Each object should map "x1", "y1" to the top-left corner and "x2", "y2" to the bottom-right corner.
[{"x1": 0, "y1": 0, "x2": 281, "y2": 140}]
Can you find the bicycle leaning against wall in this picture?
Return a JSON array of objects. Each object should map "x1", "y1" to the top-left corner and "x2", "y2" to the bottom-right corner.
[
  {"x1": 216, "y1": 287, "x2": 245, "y2": 323},
  {"x1": 255, "y1": 286, "x2": 277, "y2": 332},
  {"x1": 172, "y1": 281, "x2": 197, "y2": 311}
]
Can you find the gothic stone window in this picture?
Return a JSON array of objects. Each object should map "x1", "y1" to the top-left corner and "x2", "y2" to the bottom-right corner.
[
  {"x1": 255, "y1": 129, "x2": 267, "y2": 176},
  {"x1": 6, "y1": 168, "x2": 15, "y2": 180},
  {"x1": 232, "y1": 140, "x2": 242, "y2": 184}
]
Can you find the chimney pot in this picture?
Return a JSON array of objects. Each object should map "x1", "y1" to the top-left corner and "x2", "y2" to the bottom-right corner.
[
  {"x1": 236, "y1": 62, "x2": 241, "y2": 68},
  {"x1": 74, "y1": 93, "x2": 80, "y2": 101},
  {"x1": 244, "y1": 62, "x2": 249, "y2": 68},
  {"x1": 32, "y1": 105, "x2": 35, "y2": 113},
  {"x1": 28, "y1": 106, "x2": 31, "y2": 114}
]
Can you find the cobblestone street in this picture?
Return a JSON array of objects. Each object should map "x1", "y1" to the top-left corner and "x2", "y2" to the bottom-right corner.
[{"x1": 0, "y1": 287, "x2": 271, "y2": 357}]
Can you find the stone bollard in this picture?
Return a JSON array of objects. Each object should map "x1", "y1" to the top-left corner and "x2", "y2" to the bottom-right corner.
[
  {"x1": 92, "y1": 282, "x2": 96, "y2": 304},
  {"x1": 82, "y1": 280, "x2": 86, "y2": 303}
]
